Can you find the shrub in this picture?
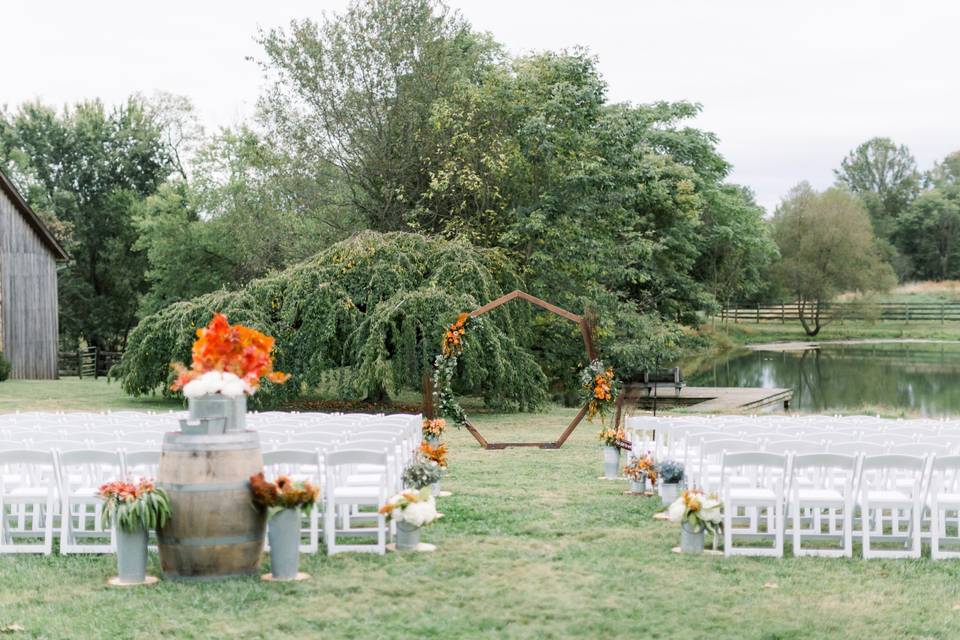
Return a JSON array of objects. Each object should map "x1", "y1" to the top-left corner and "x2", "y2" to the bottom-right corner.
[
  {"x1": 116, "y1": 231, "x2": 548, "y2": 410},
  {"x1": 0, "y1": 352, "x2": 10, "y2": 382}
]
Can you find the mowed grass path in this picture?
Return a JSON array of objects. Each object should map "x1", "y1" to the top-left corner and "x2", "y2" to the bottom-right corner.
[{"x1": 1, "y1": 384, "x2": 960, "y2": 638}]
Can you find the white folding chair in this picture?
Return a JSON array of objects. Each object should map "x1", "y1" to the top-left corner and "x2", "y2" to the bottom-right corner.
[
  {"x1": 858, "y1": 454, "x2": 926, "y2": 559},
  {"x1": 324, "y1": 449, "x2": 388, "y2": 555},
  {"x1": 0, "y1": 450, "x2": 57, "y2": 554},
  {"x1": 57, "y1": 449, "x2": 123, "y2": 554},
  {"x1": 928, "y1": 455, "x2": 960, "y2": 559},
  {"x1": 722, "y1": 452, "x2": 787, "y2": 558},
  {"x1": 263, "y1": 449, "x2": 322, "y2": 554},
  {"x1": 789, "y1": 453, "x2": 857, "y2": 557}
]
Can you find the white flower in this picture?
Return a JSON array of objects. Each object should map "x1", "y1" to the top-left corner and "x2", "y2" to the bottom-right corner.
[
  {"x1": 399, "y1": 497, "x2": 439, "y2": 527},
  {"x1": 182, "y1": 371, "x2": 252, "y2": 398},
  {"x1": 701, "y1": 498, "x2": 723, "y2": 524},
  {"x1": 667, "y1": 497, "x2": 686, "y2": 523}
]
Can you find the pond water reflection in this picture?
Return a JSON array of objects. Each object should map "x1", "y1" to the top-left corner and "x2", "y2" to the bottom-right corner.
[{"x1": 688, "y1": 342, "x2": 960, "y2": 416}]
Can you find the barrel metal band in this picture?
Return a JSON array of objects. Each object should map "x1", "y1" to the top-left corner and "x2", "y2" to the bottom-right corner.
[
  {"x1": 161, "y1": 534, "x2": 261, "y2": 547},
  {"x1": 158, "y1": 480, "x2": 250, "y2": 493}
]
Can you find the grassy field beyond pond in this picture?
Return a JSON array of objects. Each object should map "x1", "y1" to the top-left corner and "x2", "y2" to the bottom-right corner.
[{"x1": 0, "y1": 383, "x2": 959, "y2": 638}]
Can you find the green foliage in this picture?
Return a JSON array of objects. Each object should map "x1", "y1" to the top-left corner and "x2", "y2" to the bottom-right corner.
[
  {"x1": 0, "y1": 98, "x2": 174, "y2": 350},
  {"x1": 116, "y1": 231, "x2": 549, "y2": 410},
  {"x1": 100, "y1": 485, "x2": 172, "y2": 533},
  {"x1": 893, "y1": 151, "x2": 960, "y2": 281},
  {"x1": 257, "y1": 0, "x2": 501, "y2": 231},
  {"x1": 771, "y1": 183, "x2": 896, "y2": 336},
  {"x1": 134, "y1": 127, "x2": 357, "y2": 315},
  {"x1": 0, "y1": 353, "x2": 10, "y2": 382},
  {"x1": 256, "y1": 2, "x2": 773, "y2": 329},
  {"x1": 835, "y1": 137, "x2": 920, "y2": 240}
]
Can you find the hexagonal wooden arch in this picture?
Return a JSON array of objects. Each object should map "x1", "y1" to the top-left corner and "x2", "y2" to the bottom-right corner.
[{"x1": 423, "y1": 290, "x2": 597, "y2": 450}]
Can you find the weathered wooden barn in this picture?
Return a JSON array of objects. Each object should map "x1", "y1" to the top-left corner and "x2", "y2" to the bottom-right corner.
[{"x1": 0, "y1": 169, "x2": 68, "y2": 379}]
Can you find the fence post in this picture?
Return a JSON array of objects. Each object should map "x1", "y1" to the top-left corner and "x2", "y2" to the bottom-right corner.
[
  {"x1": 781, "y1": 302, "x2": 785, "y2": 324},
  {"x1": 942, "y1": 303, "x2": 945, "y2": 325},
  {"x1": 93, "y1": 347, "x2": 99, "y2": 380},
  {"x1": 756, "y1": 302, "x2": 760, "y2": 324},
  {"x1": 906, "y1": 303, "x2": 910, "y2": 324}
]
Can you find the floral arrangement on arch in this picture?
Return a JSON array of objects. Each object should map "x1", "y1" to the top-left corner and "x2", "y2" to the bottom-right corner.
[
  {"x1": 580, "y1": 360, "x2": 617, "y2": 423},
  {"x1": 99, "y1": 479, "x2": 171, "y2": 532},
  {"x1": 171, "y1": 313, "x2": 289, "y2": 397},
  {"x1": 668, "y1": 488, "x2": 722, "y2": 534},
  {"x1": 597, "y1": 426, "x2": 627, "y2": 447},
  {"x1": 432, "y1": 312, "x2": 481, "y2": 427},
  {"x1": 379, "y1": 488, "x2": 441, "y2": 527},
  {"x1": 249, "y1": 472, "x2": 319, "y2": 519},
  {"x1": 624, "y1": 453, "x2": 658, "y2": 485}
]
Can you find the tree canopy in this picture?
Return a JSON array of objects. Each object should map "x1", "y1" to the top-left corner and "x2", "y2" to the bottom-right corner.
[{"x1": 771, "y1": 183, "x2": 896, "y2": 336}]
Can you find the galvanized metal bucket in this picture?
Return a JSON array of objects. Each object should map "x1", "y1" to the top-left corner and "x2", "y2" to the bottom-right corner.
[
  {"x1": 267, "y1": 508, "x2": 301, "y2": 580},
  {"x1": 603, "y1": 446, "x2": 620, "y2": 479},
  {"x1": 186, "y1": 395, "x2": 248, "y2": 433},
  {"x1": 116, "y1": 527, "x2": 148, "y2": 584},
  {"x1": 396, "y1": 521, "x2": 421, "y2": 550},
  {"x1": 660, "y1": 482, "x2": 680, "y2": 506},
  {"x1": 629, "y1": 478, "x2": 646, "y2": 493},
  {"x1": 680, "y1": 522, "x2": 705, "y2": 554}
]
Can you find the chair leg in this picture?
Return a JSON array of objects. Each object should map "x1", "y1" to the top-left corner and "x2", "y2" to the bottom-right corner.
[
  {"x1": 861, "y1": 503, "x2": 871, "y2": 558},
  {"x1": 792, "y1": 500, "x2": 802, "y2": 555},
  {"x1": 931, "y1": 501, "x2": 941, "y2": 559},
  {"x1": 723, "y1": 505, "x2": 733, "y2": 556}
]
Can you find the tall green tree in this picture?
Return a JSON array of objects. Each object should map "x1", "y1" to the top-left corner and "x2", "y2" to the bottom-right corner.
[
  {"x1": 0, "y1": 98, "x2": 173, "y2": 349},
  {"x1": 134, "y1": 127, "x2": 358, "y2": 315},
  {"x1": 771, "y1": 183, "x2": 895, "y2": 336},
  {"x1": 835, "y1": 137, "x2": 920, "y2": 232},
  {"x1": 257, "y1": 0, "x2": 500, "y2": 231},
  {"x1": 894, "y1": 150, "x2": 960, "y2": 280}
]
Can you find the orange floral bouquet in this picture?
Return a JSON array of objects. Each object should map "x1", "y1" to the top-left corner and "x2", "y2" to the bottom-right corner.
[
  {"x1": 580, "y1": 359, "x2": 618, "y2": 423},
  {"x1": 597, "y1": 426, "x2": 627, "y2": 447},
  {"x1": 441, "y1": 312, "x2": 471, "y2": 357},
  {"x1": 99, "y1": 479, "x2": 171, "y2": 533},
  {"x1": 624, "y1": 453, "x2": 658, "y2": 485},
  {"x1": 422, "y1": 418, "x2": 446, "y2": 441},
  {"x1": 419, "y1": 441, "x2": 448, "y2": 468},
  {"x1": 171, "y1": 313, "x2": 289, "y2": 397},
  {"x1": 249, "y1": 472, "x2": 319, "y2": 519}
]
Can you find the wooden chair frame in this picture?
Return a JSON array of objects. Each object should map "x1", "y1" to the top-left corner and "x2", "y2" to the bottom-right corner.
[{"x1": 425, "y1": 290, "x2": 597, "y2": 450}]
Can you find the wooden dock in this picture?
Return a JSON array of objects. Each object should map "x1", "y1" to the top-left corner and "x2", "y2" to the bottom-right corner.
[{"x1": 633, "y1": 386, "x2": 793, "y2": 413}]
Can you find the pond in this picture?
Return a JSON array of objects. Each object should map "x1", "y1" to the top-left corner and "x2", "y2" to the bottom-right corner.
[{"x1": 688, "y1": 341, "x2": 960, "y2": 416}]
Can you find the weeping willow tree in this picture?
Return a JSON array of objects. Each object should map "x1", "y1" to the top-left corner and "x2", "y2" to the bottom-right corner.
[{"x1": 116, "y1": 231, "x2": 548, "y2": 410}]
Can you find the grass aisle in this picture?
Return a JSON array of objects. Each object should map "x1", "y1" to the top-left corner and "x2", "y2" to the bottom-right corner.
[{"x1": 2, "y1": 403, "x2": 960, "y2": 638}]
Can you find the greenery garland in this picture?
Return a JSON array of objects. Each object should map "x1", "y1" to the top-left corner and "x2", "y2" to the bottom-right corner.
[{"x1": 432, "y1": 312, "x2": 482, "y2": 426}]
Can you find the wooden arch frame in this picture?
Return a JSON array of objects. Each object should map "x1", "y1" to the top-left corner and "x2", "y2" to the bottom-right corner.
[{"x1": 426, "y1": 290, "x2": 597, "y2": 450}]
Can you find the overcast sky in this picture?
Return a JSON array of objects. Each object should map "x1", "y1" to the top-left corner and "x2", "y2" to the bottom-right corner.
[{"x1": 3, "y1": 0, "x2": 958, "y2": 212}]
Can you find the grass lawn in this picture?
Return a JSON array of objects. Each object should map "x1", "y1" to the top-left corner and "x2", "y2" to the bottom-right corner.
[
  {"x1": 1, "y1": 382, "x2": 960, "y2": 638},
  {"x1": 706, "y1": 319, "x2": 960, "y2": 346}
]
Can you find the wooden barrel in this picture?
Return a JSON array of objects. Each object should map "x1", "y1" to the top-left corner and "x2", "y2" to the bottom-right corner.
[{"x1": 157, "y1": 431, "x2": 265, "y2": 580}]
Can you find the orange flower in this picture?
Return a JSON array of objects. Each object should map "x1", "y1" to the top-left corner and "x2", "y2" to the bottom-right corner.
[
  {"x1": 419, "y1": 441, "x2": 449, "y2": 468},
  {"x1": 171, "y1": 313, "x2": 290, "y2": 392}
]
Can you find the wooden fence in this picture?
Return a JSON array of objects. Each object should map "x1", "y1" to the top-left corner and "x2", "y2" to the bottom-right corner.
[
  {"x1": 58, "y1": 347, "x2": 123, "y2": 379},
  {"x1": 719, "y1": 302, "x2": 960, "y2": 324}
]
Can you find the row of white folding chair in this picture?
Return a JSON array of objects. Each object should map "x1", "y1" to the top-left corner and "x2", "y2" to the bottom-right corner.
[
  {"x1": 719, "y1": 452, "x2": 921, "y2": 559},
  {"x1": 688, "y1": 436, "x2": 959, "y2": 492},
  {"x1": 716, "y1": 452, "x2": 960, "y2": 560},
  {"x1": 0, "y1": 449, "x2": 160, "y2": 555}
]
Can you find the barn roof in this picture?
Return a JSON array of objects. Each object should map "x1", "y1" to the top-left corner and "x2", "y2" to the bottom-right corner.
[{"x1": 0, "y1": 168, "x2": 69, "y2": 261}]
